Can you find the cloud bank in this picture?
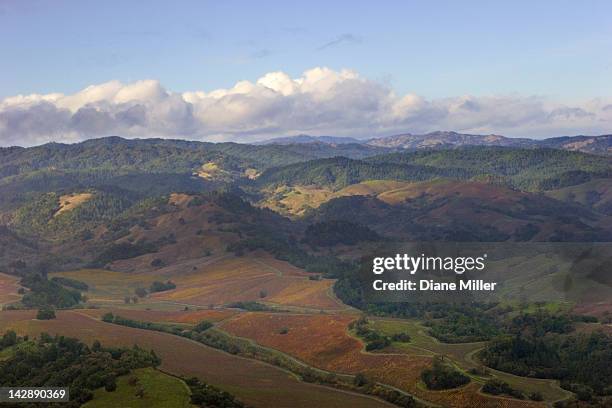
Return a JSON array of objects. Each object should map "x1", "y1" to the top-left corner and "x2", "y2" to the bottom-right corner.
[{"x1": 1, "y1": 67, "x2": 611, "y2": 146}]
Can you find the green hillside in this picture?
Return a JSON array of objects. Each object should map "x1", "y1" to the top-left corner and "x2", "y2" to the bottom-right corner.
[{"x1": 256, "y1": 147, "x2": 612, "y2": 191}]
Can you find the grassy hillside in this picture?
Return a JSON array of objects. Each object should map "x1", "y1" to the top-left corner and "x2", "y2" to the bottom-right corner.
[
  {"x1": 257, "y1": 180, "x2": 413, "y2": 217},
  {"x1": 84, "y1": 368, "x2": 192, "y2": 408}
]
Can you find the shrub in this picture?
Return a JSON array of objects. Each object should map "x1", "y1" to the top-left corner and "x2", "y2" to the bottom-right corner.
[
  {"x1": 50, "y1": 276, "x2": 89, "y2": 291},
  {"x1": 186, "y1": 377, "x2": 245, "y2": 407},
  {"x1": 421, "y1": 357, "x2": 470, "y2": 390},
  {"x1": 36, "y1": 308, "x2": 56, "y2": 320},
  {"x1": 529, "y1": 392, "x2": 544, "y2": 401},
  {"x1": 104, "y1": 377, "x2": 117, "y2": 392},
  {"x1": 135, "y1": 287, "x2": 148, "y2": 298},
  {"x1": 1, "y1": 330, "x2": 17, "y2": 348},
  {"x1": 149, "y1": 281, "x2": 176, "y2": 293},
  {"x1": 150, "y1": 258, "x2": 165, "y2": 267},
  {"x1": 482, "y1": 379, "x2": 525, "y2": 399},
  {"x1": 391, "y1": 332, "x2": 411, "y2": 342},
  {"x1": 194, "y1": 320, "x2": 213, "y2": 333},
  {"x1": 365, "y1": 337, "x2": 391, "y2": 351},
  {"x1": 354, "y1": 373, "x2": 369, "y2": 387},
  {"x1": 226, "y1": 301, "x2": 274, "y2": 311}
]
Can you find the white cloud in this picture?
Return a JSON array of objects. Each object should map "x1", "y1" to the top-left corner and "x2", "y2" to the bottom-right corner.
[{"x1": 1, "y1": 67, "x2": 611, "y2": 146}]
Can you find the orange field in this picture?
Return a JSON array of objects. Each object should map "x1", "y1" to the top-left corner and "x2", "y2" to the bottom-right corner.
[
  {"x1": 0, "y1": 310, "x2": 389, "y2": 408},
  {"x1": 221, "y1": 313, "x2": 544, "y2": 408},
  {"x1": 53, "y1": 254, "x2": 344, "y2": 311},
  {"x1": 0, "y1": 273, "x2": 21, "y2": 306}
]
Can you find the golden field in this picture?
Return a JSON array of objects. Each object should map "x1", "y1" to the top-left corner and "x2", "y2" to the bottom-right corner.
[{"x1": 221, "y1": 313, "x2": 545, "y2": 408}]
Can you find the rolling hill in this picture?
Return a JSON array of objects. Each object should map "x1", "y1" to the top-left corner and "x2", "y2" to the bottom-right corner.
[
  {"x1": 306, "y1": 179, "x2": 612, "y2": 242},
  {"x1": 0, "y1": 136, "x2": 391, "y2": 212},
  {"x1": 1, "y1": 136, "x2": 611, "y2": 408},
  {"x1": 546, "y1": 178, "x2": 612, "y2": 215},
  {"x1": 255, "y1": 147, "x2": 612, "y2": 192}
]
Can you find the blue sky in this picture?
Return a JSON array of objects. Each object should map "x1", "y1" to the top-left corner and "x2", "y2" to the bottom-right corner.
[
  {"x1": 2, "y1": 0, "x2": 611, "y2": 99},
  {"x1": 1, "y1": 1, "x2": 612, "y2": 145}
]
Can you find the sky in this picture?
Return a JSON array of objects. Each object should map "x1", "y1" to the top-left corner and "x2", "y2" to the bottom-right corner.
[{"x1": 1, "y1": 0, "x2": 612, "y2": 146}]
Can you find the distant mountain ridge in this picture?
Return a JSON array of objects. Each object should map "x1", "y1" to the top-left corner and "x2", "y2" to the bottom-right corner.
[
  {"x1": 366, "y1": 131, "x2": 535, "y2": 149},
  {"x1": 257, "y1": 131, "x2": 612, "y2": 155},
  {"x1": 255, "y1": 134, "x2": 363, "y2": 145},
  {"x1": 537, "y1": 134, "x2": 612, "y2": 155}
]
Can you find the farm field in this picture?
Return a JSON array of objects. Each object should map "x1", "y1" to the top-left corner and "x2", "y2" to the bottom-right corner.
[
  {"x1": 0, "y1": 273, "x2": 21, "y2": 306},
  {"x1": 150, "y1": 255, "x2": 344, "y2": 310},
  {"x1": 51, "y1": 254, "x2": 345, "y2": 310},
  {"x1": 83, "y1": 367, "x2": 193, "y2": 408},
  {"x1": 220, "y1": 313, "x2": 545, "y2": 407},
  {"x1": 370, "y1": 319, "x2": 484, "y2": 361},
  {"x1": 369, "y1": 319, "x2": 572, "y2": 403},
  {"x1": 0, "y1": 310, "x2": 390, "y2": 408},
  {"x1": 49, "y1": 268, "x2": 161, "y2": 303}
]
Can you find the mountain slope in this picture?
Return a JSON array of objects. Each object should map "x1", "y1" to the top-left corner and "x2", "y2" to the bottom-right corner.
[
  {"x1": 546, "y1": 178, "x2": 612, "y2": 215},
  {"x1": 307, "y1": 180, "x2": 612, "y2": 242}
]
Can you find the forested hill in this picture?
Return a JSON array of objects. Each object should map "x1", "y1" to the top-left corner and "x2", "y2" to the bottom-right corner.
[
  {"x1": 0, "y1": 136, "x2": 389, "y2": 177},
  {"x1": 254, "y1": 156, "x2": 462, "y2": 190},
  {"x1": 255, "y1": 147, "x2": 612, "y2": 191},
  {"x1": 0, "y1": 137, "x2": 390, "y2": 211}
]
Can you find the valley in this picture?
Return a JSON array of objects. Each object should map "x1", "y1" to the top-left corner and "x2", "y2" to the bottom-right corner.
[{"x1": 0, "y1": 137, "x2": 610, "y2": 407}]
